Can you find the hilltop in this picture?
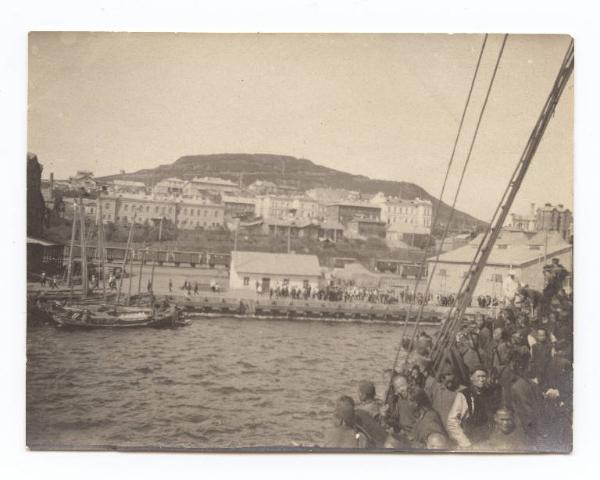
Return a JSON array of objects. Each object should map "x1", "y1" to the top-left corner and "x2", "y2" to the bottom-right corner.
[{"x1": 99, "y1": 153, "x2": 486, "y2": 232}]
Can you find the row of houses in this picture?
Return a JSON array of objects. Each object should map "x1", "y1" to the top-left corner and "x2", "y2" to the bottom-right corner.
[{"x1": 45, "y1": 171, "x2": 434, "y2": 241}]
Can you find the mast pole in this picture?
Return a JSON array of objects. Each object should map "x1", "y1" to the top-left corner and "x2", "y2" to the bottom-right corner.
[
  {"x1": 79, "y1": 197, "x2": 88, "y2": 299},
  {"x1": 66, "y1": 200, "x2": 78, "y2": 298},
  {"x1": 97, "y1": 195, "x2": 107, "y2": 303},
  {"x1": 137, "y1": 248, "x2": 145, "y2": 298},
  {"x1": 116, "y1": 213, "x2": 136, "y2": 305}
]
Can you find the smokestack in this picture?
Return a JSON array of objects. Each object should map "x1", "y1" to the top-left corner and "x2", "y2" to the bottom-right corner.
[{"x1": 50, "y1": 172, "x2": 54, "y2": 195}]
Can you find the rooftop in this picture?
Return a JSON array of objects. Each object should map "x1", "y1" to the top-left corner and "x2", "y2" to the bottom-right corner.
[
  {"x1": 429, "y1": 241, "x2": 572, "y2": 267},
  {"x1": 231, "y1": 251, "x2": 321, "y2": 277}
]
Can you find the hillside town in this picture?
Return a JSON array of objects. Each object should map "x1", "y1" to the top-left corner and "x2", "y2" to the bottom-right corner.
[{"x1": 28, "y1": 154, "x2": 572, "y2": 305}]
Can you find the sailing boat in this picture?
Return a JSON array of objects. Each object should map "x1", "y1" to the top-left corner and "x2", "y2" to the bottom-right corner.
[{"x1": 52, "y1": 196, "x2": 183, "y2": 329}]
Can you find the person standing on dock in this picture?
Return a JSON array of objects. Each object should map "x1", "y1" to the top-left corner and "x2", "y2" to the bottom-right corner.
[
  {"x1": 40, "y1": 272, "x2": 46, "y2": 287},
  {"x1": 168, "y1": 279, "x2": 173, "y2": 293},
  {"x1": 194, "y1": 281, "x2": 199, "y2": 295}
]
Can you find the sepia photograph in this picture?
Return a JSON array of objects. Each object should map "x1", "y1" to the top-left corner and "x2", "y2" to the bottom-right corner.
[{"x1": 26, "y1": 32, "x2": 573, "y2": 453}]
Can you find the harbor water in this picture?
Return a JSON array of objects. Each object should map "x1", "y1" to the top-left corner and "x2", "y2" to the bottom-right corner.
[{"x1": 26, "y1": 317, "x2": 433, "y2": 450}]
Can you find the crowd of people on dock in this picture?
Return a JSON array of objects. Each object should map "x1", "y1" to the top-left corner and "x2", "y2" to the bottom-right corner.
[
  {"x1": 260, "y1": 280, "x2": 502, "y2": 310},
  {"x1": 321, "y1": 260, "x2": 573, "y2": 451}
]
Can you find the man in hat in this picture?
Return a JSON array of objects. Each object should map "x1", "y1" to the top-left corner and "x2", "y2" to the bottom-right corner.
[{"x1": 447, "y1": 367, "x2": 495, "y2": 448}]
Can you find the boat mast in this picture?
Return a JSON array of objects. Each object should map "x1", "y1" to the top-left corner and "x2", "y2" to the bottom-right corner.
[
  {"x1": 78, "y1": 197, "x2": 88, "y2": 299},
  {"x1": 97, "y1": 194, "x2": 108, "y2": 303},
  {"x1": 149, "y1": 216, "x2": 163, "y2": 298},
  {"x1": 66, "y1": 200, "x2": 78, "y2": 300},
  {"x1": 137, "y1": 247, "x2": 145, "y2": 299},
  {"x1": 116, "y1": 213, "x2": 136, "y2": 305}
]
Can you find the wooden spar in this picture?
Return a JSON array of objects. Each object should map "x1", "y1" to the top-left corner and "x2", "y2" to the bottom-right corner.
[
  {"x1": 137, "y1": 248, "x2": 145, "y2": 298},
  {"x1": 66, "y1": 201, "x2": 78, "y2": 298},
  {"x1": 97, "y1": 196, "x2": 107, "y2": 303},
  {"x1": 78, "y1": 197, "x2": 88, "y2": 299},
  {"x1": 148, "y1": 217, "x2": 163, "y2": 297},
  {"x1": 116, "y1": 213, "x2": 136, "y2": 305}
]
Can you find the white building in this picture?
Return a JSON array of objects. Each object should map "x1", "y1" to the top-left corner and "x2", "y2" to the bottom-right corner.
[
  {"x1": 370, "y1": 192, "x2": 432, "y2": 234},
  {"x1": 110, "y1": 179, "x2": 147, "y2": 195},
  {"x1": 229, "y1": 251, "x2": 322, "y2": 292},
  {"x1": 183, "y1": 176, "x2": 239, "y2": 196},
  {"x1": 153, "y1": 177, "x2": 186, "y2": 196},
  {"x1": 426, "y1": 232, "x2": 572, "y2": 298}
]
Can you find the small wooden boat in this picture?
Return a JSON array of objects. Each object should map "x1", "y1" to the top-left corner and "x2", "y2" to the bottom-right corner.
[{"x1": 52, "y1": 303, "x2": 185, "y2": 330}]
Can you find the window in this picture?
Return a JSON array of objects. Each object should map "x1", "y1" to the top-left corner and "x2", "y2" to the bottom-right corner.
[
  {"x1": 214, "y1": 210, "x2": 218, "y2": 217},
  {"x1": 124, "y1": 204, "x2": 129, "y2": 211},
  {"x1": 438, "y1": 269, "x2": 447, "y2": 276},
  {"x1": 303, "y1": 280, "x2": 309, "y2": 288},
  {"x1": 243, "y1": 277, "x2": 250, "y2": 286},
  {"x1": 146, "y1": 206, "x2": 149, "y2": 212},
  {"x1": 491, "y1": 274, "x2": 503, "y2": 283},
  {"x1": 155, "y1": 206, "x2": 159, "y2": 213}
]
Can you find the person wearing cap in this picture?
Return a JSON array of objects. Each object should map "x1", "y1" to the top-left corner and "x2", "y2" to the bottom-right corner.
[
  {"x1": 446, "y1": 366, "x2": 495, "y2": 448},
  {"x1": 356, "y1": 380, "x2": 383, "y2": 421}
]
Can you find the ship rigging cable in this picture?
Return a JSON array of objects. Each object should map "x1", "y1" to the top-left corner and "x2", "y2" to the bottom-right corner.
[
  {"x1": 392, "y1": 34, "x2": 489, "y2": 372},
  {"x1": 430, "y1": 38, "x2": 575, "y2": 377},
  {"x1": 403, "y1": 33, "x2": 509, "y2": 360}
]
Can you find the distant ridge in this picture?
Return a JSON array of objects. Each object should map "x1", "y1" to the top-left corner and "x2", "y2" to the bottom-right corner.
[{"x1": 99, "y1": 153, "x2": 486, "y2": 231}]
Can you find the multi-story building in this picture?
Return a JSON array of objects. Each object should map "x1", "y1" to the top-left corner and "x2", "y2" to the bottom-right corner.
[
  {"x1": 112, "y1": 194, "x2": 178, "y2": 226},
  {"x1": 176, "y1": 199, "x2": 225, "y2": 230},
  {"x1": 370, "y1": 192, "x2": 432, "y2": 234},
  {"x1": 222, "y1": 196, "x2": 257, "y2": 221},
  {"x1": 325, "y1": 202, "x2": 381, "y2": 225},
  {"x1": 183, "y1": 176, "x2": 239, "y2": 196},
  {"x1": 536, "y1": 203, "x2": 572, "y2": 241},
  {"x1": 291, "y1": 196, "x2": 322, "y2": 220},
  {"x1": 255, "y1": 195, "x2": 296, "y2": 220},
  {"x1": 110, "y1": 179, "x2": 148, "y2": 195},
  {"x1": 152, "y1": 177, "x2": 186, "y2": 196},
  {"x1": 68, "y1": 170, "x2": 97, "y2": 193}
]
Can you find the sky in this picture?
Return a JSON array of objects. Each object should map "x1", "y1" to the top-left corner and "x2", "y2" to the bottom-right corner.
[{"x1": 27, "y1": 32, "x2": 573, "y2": 221}]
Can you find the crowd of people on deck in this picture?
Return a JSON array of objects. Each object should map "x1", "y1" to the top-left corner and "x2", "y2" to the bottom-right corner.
[{"x1": 321, "y1": 258, "x2": 573, "y2": 451}]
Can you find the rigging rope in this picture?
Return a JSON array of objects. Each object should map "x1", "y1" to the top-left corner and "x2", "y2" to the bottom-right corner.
[
  {"x1": 403, "y1": 34, "x2": 509, "y2": 360},
  {"x1": 430, "y1": 38, "x2": 574, "y2": 371},
  {"x1": 389, "y1": 34, "x2": 489, "y2": 373}
]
